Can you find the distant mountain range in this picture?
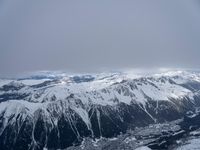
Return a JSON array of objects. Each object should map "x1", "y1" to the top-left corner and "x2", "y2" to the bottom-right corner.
[{"x1": 1, "y1": 70, "x2": 200, "y2": 150}]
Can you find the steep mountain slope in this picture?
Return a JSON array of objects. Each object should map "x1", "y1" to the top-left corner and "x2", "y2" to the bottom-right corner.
[
  {"x1": 0, "y1": 70, "x2": 200, "y2": 150},
  {"x1": 66, "y1": 108, "x2": 200, "y2": 150}
]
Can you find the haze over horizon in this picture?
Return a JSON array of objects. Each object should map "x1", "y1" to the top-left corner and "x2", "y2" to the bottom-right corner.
[{"x1": 1, "y1": 0, "x2": 200, "y2": 76}]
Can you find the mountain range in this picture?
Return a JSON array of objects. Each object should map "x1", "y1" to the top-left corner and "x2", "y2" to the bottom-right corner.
[{"x1": 1, "y1": 70, "x2": 200, "y2": 150}]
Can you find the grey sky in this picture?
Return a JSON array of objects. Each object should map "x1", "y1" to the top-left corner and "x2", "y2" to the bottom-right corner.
[{"x1": 0, "y1": 0, "x2": 200, "y2": 76}]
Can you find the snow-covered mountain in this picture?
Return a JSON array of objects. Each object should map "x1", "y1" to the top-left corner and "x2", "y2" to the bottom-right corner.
[{"x1": 1, "y1": 70, "x2": 200, "y2": 150}]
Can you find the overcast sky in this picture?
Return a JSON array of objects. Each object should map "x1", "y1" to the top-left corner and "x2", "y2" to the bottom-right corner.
[{"x1": 0, "y1": 0, "x2": 200, "y2": 76}]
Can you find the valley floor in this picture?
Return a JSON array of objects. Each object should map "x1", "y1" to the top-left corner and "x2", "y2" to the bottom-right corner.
[{"x1": 66, "y1": 112, "x2": 200, "y2": 150}]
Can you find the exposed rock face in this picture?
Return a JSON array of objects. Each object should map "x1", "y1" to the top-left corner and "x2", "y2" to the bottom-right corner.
[{"x1": 0, "y1": 70, "x2": 200, "y2": 150}]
